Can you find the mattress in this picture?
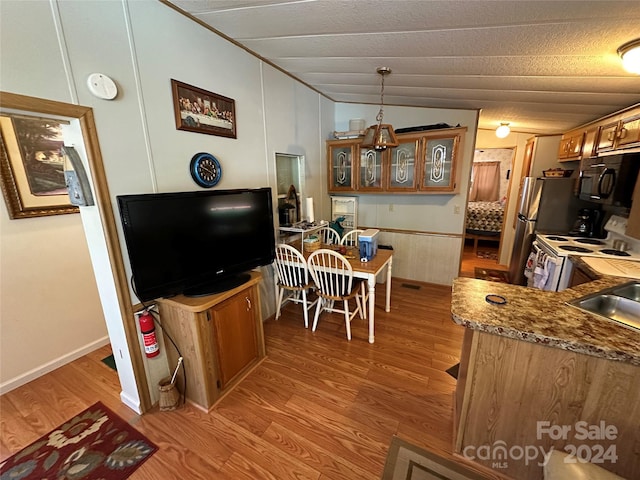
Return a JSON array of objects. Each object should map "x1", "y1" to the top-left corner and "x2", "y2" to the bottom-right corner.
[{"x1": 466, "y1": 201, "x2": 504, "y2": 233}]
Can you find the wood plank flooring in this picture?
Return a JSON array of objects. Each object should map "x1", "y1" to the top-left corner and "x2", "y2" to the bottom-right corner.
[{"x1": 1, "y1": 254, "x2": 506, "y2": 479}]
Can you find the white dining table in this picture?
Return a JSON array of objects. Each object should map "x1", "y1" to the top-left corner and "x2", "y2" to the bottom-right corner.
[{"x1": 300, "y1": 244, "x2": 393, "y2": 343}]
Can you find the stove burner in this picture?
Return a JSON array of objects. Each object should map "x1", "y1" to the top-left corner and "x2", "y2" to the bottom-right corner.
[
  {"x1": 559, "y1": 245, "x2": 593, "y2": 253},
  {"x1": 546, "y1": 236, "x2": 568, "y2": 241},
  {"x1": 575, "y1": 238, "x2": 605, "y2": 245},
  {"x1": 600, "y1": 249, "x2": 631, "y2": 257}
]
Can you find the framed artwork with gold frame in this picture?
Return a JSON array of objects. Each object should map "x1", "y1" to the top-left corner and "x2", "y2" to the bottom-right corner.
[
  {"x1": 171, "y1": 79, "x2": 236, "y2": 138},
  {"x1": 0, "y1": 114, "x2": 78, "y2": 219}
]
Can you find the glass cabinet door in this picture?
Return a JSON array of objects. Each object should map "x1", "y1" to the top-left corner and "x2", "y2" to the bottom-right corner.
[
  {"x1": 328, "y1": 140, "x2": 357, "y2": 191},
  {"x1": 357, "y1": 146, "x2": 384, "y2": 191},
  {"x1": 418, "y1": 134, "x2": 460, "y2": 192},
  {"x1": 387, "y1": 137, "x2": 419, "y2": 191}
]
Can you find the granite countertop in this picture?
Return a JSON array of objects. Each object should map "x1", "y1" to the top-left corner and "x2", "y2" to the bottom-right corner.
[{"x1": 451, "y1": 258, "x2": 640, "y2": 365}]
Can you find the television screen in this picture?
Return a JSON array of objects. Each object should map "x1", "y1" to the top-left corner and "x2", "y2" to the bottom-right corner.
[{"x1": 117, "y1": 187, "x2": 275, "y2": 302}]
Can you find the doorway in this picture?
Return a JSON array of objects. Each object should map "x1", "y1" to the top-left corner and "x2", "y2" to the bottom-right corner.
[{"x1": 0, "y1": 92, "x2": 150, "y2": 411}]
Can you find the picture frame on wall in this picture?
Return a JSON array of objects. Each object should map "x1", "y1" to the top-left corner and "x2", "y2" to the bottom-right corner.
[
  {"x1": 171, "y1": 79, "x2": 237, "y2": 138},
  {"x1": 0, "y1": 114, "x2": 78, "y2": 219}
]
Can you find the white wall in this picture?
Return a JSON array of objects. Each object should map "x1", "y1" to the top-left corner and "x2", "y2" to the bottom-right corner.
[{"x1": 0, "y1": 0, "x2": 330, "y2": 406}]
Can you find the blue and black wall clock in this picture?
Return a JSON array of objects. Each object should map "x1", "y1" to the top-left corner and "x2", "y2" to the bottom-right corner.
[{"x1": 190, "y1": 152, "x2": 222, "y2": 188}]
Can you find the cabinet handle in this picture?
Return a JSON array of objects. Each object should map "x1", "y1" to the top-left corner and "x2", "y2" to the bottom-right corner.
[
  {"x1": 607, "y1": 131, "x2": 616, "y2": 141},
  {"x1": 618, "y1": 127, "x2": 627, "y2": 139},
  {"x1": 245, "y1": 296, "x2": 252, "y2": 311}
]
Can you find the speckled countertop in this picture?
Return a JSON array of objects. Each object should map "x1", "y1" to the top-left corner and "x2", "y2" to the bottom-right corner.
[{"x1": 451, "y1": 257, "x2": 640, "y2": 366}]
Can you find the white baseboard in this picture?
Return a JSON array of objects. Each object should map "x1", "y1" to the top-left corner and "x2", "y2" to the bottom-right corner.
[
  {"x1": 0, "y1": 336, "x2": 111, "y2": 395},
  {"x1": 120, "y1": 391, "x2": 142, "y2": 414}
]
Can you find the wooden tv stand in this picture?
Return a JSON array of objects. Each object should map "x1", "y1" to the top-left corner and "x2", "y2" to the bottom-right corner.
[{"x1": 156, "y1": 271, "x2": 265, "y2": 411}]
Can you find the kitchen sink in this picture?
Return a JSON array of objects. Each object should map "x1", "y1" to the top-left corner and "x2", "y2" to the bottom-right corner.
[
  {"x1": 611, "y1": 283, "x2": 640, "y2": 302},
  {"x1": 568, "y1": 281, "x2": 640, "y2": 332}
]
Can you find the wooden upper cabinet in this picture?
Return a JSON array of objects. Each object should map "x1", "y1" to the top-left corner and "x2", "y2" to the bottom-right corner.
[
  {"x1": 327, "y1": 139, "x2": 357, "y2": 191},
  {"x1": 417, "y1": 132, "x2": 462, "y2": 192},
  {"x1": 596, "y1": 112, "x2": 640, "y2": 154},
  {"x1": 328, "y1": 127, "x2": 465, "y2": 194},
  {"x1": 557, "y1": 130, "x2": 584, "y2": 161},
  {"x1": 617, "y1": 114, "x2": 640, "y2": 149},
  {"x1": 386, "y1": 135, "x2": 420, "y2": 192},
  {"x1": 356, "y1": 145, "x2": 385, "y2": 192},
  {"x1": 581, "y1": 126, "x2": 599, "y2": 159},
  {"x1": 596, "y1": 121, "x2": 620, "y2": 153}
]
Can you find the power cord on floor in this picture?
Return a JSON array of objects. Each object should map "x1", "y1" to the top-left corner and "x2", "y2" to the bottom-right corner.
[{"x1": 131, "y1": 276, "x2": 187, "y2": 408}]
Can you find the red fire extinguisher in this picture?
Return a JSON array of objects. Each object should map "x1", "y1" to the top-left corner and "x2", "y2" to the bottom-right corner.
[{"x1": 138, "y1": 310, "x2": 160, "y2": 358}]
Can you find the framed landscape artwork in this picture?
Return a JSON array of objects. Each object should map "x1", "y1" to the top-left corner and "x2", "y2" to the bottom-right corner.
[
  {"x1": 171, "y1": 79, "x2": 237, "y2": 138},
  {"x1": 0, "y1": 114, "x2": 78, "y2": 219}
]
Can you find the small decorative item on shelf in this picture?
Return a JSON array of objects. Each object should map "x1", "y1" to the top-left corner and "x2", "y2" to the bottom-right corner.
[
  {"x1": 303, "y1": 235, "x2": 321, "y2": 252},
  {"x1": 333, "y1": 130, "x2": 365, "y2": 139},
  {"x1": 543, "y1": 168, "x2": 574, "y2": 178}
]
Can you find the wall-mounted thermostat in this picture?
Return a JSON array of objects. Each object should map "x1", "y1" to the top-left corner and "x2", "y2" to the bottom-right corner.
[{"x1": 87, "y1": 73, "x2": 118, "y2": 100}]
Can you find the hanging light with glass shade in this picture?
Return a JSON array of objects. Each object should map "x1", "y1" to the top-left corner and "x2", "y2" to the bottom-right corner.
[
  {"x1": 495, "y1": 122, "x2": 511, "y2": 138},
  {"x1": 361, "y1": 67, "x2": 399, "y2": 151}
]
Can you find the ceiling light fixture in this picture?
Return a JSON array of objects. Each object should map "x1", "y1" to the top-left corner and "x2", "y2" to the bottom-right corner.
[
  {"x1": 495, "y1": 123, "x2": 511, "y2": 138},
  {"x1": 361, "y1": 67, "x2": 399, "y2": 151},
  {"x1": 618, "y1": 38, "x2": 640, "y2": 74}
]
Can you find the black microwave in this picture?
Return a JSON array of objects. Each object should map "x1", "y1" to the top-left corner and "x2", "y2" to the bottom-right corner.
[{"x1": 577, "y1": 153, "x2": 640, "y2": 207}]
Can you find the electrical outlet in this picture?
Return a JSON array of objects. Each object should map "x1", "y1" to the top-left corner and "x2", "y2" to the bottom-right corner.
[
  {"x1": 454, "y1": 205, "x2": 461, "y2": 214},
  {"x1": 389, "y1": 204, "x2": 394, "y2": 212}
]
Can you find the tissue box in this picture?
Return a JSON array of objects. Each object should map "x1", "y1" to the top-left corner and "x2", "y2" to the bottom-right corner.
[{"x1": 358, "y1": 229, "x2": 379, "y2": 261}]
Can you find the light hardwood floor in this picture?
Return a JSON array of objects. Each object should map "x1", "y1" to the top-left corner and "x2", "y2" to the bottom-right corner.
[{"x1": 1, "y1": 253, "x2": 505, "y2": 479}]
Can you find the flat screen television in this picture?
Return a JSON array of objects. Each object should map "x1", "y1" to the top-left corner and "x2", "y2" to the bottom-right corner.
[{"x1": 117, "y1": 187, "x2": 275, "y2": 302}]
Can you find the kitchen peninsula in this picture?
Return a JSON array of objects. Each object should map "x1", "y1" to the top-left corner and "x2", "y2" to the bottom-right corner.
[{"x1": 450, "y1": 270, "x2": 639, "y2": 480}]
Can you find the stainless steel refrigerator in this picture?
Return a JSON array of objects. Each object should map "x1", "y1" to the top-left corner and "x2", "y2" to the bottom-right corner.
[{"x1": 509, "y1": 177, "x2": 591, "y2": 285}]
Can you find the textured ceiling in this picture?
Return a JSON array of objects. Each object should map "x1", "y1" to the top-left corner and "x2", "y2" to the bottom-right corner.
[{"x1": 164, "y1": 0, "x2": 640, "y2": 135}]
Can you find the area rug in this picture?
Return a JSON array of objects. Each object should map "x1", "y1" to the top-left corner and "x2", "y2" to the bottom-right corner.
[
  {"x1": 476, "y1": 250, "x2": 498, "y2": 260},
  {"x1": 102, "y1": 353, "x2": 117, "y2": 371},
  {"x1": 446, "y1": 363, "x2": 460, "y2": 380},
  {"x1": 474, "y1": 267, "x2": 510, "y2": 284},
  {"x1": 382, "y1": 436, "x2": 487, "y2": 480},
  {"x1": 0, "y1": 401, "x2": 157, "y2": 480}
]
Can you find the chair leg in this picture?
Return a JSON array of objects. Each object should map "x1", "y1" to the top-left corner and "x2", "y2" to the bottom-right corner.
[
  {"x1": 312, "y1": 297, "x2": 323, "y2": 332},
  {"x1": 276, "y1": 286, "x2": 285, "y2": 320},
  {"x1": 344, "y1": 299, "x2": 352, "y2": 341},
  {"x1": 301, "y1": 289, "x2": 309, "y2": 328}
]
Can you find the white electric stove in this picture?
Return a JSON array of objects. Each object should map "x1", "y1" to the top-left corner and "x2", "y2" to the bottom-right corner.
[{"x1": 531, "y1": 215, "x2": 640, "y2": 291}]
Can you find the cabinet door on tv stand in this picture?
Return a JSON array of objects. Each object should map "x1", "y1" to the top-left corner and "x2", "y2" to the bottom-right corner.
[{"x1": 209, "y1": 285, "x2": 260, "y2": 390}]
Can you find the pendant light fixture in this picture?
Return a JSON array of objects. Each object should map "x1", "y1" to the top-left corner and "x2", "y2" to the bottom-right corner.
[
  {"x1": 495, "y1": 122, "x2": 511, "y2": 138},
  {"x1": 361, "y1": 67, "x2": 399, "y2": 151},
  {"x1": 618, "y1": 38, "x2": 640, "y2": 74}
]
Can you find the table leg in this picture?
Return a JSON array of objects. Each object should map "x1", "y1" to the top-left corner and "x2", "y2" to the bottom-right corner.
[
  {"x1": 385, "y1": 257, "x2": 393, "y2": 312},
  {"x1": 368, "y1": 274, "x2": 375, "y2": 344}
]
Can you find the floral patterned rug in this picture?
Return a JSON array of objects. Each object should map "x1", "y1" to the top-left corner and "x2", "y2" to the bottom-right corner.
[{"x1": 0, "y1": 401, "x2": 157, "y2": 480}]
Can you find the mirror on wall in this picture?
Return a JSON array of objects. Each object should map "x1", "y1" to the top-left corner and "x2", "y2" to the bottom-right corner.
[{"x1": 275, "y1": 153, "x2": 305, "y2": 226}]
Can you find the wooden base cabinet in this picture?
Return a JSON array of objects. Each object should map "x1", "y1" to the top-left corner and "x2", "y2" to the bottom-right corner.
[
  {"x1": 455, "y1": 329, "x2": 639, "y2": 480},
  {"x1": 157, "y1": 272, "x2": 265, "y2": 411}
]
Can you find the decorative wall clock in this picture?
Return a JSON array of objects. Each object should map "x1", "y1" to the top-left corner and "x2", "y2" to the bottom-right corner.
[{"x1": 189, "y1": 152, "x2": 222, "y2": 188}]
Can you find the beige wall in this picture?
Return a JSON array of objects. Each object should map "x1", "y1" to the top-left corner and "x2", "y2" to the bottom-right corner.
[{"x1": 0, "y1": 210, "x2": 108, "y2": 391}]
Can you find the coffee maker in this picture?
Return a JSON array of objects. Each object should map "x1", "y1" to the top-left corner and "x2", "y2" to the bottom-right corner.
[{"x1": 570, "y1": 208, "x2": 601, "y2": 237}]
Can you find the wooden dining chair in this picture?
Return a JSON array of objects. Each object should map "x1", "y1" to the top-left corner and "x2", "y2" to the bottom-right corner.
[
  {"x1": 316, "y1": 226, "x2": 341, "y2": 245},
  {"x1": 274, "y1": 244, "x2": 317, "y2": 328},
  {"x1": 307, "y1": 249, "x2": 365, "y2": 340},
  {"x1": 339, "y1": 229, "x2": 368, "y2": 312},
  {"x1": 340, "y1": 229, "x2": 364, "y2": 247}
]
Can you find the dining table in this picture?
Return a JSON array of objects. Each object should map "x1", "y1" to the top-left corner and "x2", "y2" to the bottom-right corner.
[{"x1": 298, "y1": 243, "x2": 393, "y2": 343}]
